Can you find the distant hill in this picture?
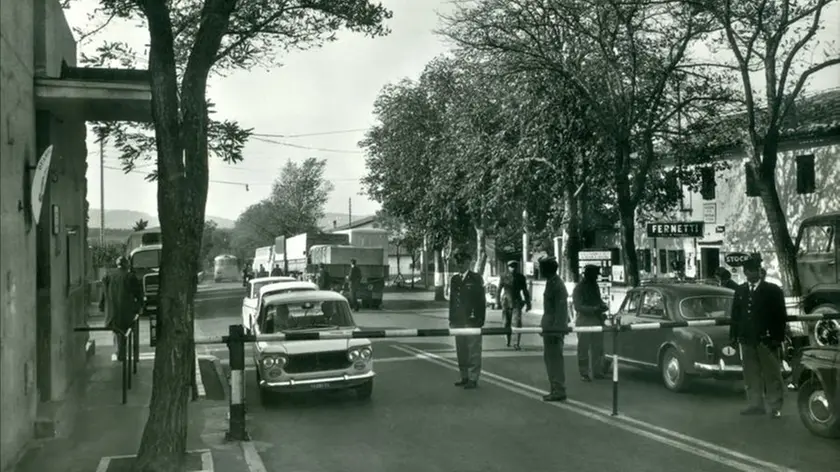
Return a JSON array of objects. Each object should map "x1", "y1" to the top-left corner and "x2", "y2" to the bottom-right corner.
[
  {"x1": 319, "y1": 212, "x2": 374, "y2": 231},
  {"x1": 88, "y1": 209, "x2": 235, "y2": 229}
]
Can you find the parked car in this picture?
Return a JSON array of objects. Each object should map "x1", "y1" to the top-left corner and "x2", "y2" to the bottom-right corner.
[
  {"x1": 242, "y1": 276, "x2": 295, "y2": 318},
  {"x1": 791, "y1": 346, "x2": 839, "y2": 439},
  {"x1": 252, "y1": 290, "x2": 375, "y2": 403},
  {"x1": 242, "y1": 280, "x2": 318, "y2": 333},
  {"x1": 608, "y1": 283, "x2": 793, "y2": 392}
]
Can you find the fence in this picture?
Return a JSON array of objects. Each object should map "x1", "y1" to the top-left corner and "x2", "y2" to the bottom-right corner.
[
  {"x1": 192, "y1": 312, "x2": 840, "y2": 441},
  {"x1": 74, "y1": 314, "x2": 140, "y2": 404}
]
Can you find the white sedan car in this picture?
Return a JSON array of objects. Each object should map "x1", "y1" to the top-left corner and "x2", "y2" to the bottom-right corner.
[
  {"x1": 242, "y1": 280, "x2": 318, "y2": 333},
  {"x1": 242, "y1": 276, "x2": 295, "y2": 326},
  {"x1": 252, "y1": 290, "x2": 374, "y2": 403}
]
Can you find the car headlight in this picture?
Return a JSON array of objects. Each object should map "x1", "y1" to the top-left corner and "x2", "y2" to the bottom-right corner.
[
  {"x1": 348, "y1": 346, "x2": 373, "y2": 361},
  {"x1": 261, "y1": 355, "x2": 287, "y2": 369}
]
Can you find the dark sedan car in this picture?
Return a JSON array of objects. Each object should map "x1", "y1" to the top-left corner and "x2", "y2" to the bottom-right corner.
[
  {"x1": 792, "y1": 346, "x2": 839, "y2": 439},
  {"x1": 607, "y1": 283, "x2": 792, "y2": 392}
]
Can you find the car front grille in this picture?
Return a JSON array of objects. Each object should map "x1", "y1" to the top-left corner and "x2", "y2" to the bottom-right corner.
[{"x1": 285, "y1": 351, "x2": 352, "y2": 373}]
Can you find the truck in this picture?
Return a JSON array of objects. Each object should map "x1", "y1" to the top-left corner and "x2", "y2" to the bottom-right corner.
[
  {"x1": 332, "y1": 228, "x2": 390, "y2": 264},
  {"x1": 793, "y1": 211, "x2": 839, "y2": 348},
  {"x1": 253, "y1": 246, "x2": 274, "y2": 275},
  {"x1": 284, "y1": 232, "x2": 350, "y2": 275},
  {"x1": 309, "y1": 244, "x2": 389, "y2": 308}
]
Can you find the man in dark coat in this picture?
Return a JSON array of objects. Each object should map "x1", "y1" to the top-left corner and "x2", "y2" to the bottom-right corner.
[
  {"x1": 257, "y1": 264, "x2": 268, "y2": 278},
  {"x1": 270, "y1": 264, "x2": 283, "y2": 276},
  {"x1": 449, "y1": 250, "x2": 485, "y2": 389},
  {"x1": 349, "y1": 258, "x2": 362, "y2": 311},
  {"x1": 497, "y1": 260, "x2": 531, "y2": 350},
  {"x1": 316, "y1": 263, "x2": 330, "y2": 290},
  {"x1": 540, "y1": 256, "x2": 569, "y2": 402},
  {"x1": 100, "y1": 256, "x2": 143, "y2": 362},
  {"x1": 729, "y1": 258, "x2": 787, "y2": 418},
  {"x1": 716, "y1": 267, "x2": 740, "y2": 291},
  {"x1": 573, "y1": 264, "x2": 609, "y2": 381}
]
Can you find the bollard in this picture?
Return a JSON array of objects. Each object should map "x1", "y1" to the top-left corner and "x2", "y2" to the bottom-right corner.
[
  {"x1": 133, "y1": 316, "x2": 140, "y2": 374},
  {"x1": 225, "y1": 324, "x2": 250, "y2": 441},
  {"x1": 126, "y1": 328, "x2": 133, "y2": 391},
  {"x1": 610, "y1": 319, "x2": 620, "y2": 416},
  {"x1": 121, "y1": 329, "x2": 129, "y2": 405}
]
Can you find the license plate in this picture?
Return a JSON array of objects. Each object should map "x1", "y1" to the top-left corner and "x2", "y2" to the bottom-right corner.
[{"x1": 310, "y1": 382, "x2": 330, "y2": 389}]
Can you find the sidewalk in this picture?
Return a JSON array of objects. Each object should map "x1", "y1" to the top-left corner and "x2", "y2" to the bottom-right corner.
[{"x1": 13, "y1": 350, "x2": 252, "y2": 472}]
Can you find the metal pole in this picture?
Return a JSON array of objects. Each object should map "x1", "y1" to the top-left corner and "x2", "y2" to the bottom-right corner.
[
  {"x1": 522, "y1": 209, "x2": 529, "y2": 271},
  {"x1": 133, "y1": 316, "x2": 140, "y2": 374},
  {"x1": 126, "y1": 330, "x2": 133, "y2": 390},
  {"x1": 348, "y1": 198, "x2": 352, "y2": 227},
  {"x1": 121, "y1": 334, "x2": 128, "y2": 404},
  {"x1": 99, "y1": 137, "x2": 105, "y2": 247},
  {"x1": 226, "y1": 324, "x2": 250, "y2": 441},
  {"x1": 611, "y1": 324, "x2": 620, "y2": 416}
]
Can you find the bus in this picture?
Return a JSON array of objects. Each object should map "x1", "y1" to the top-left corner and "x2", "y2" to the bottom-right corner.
[
  {"x1": 125, "y1": 227, "x2": 162, "y2": 256},
  {"x1": 213, "y1": 254, "x2": 240, "y2": 282}
]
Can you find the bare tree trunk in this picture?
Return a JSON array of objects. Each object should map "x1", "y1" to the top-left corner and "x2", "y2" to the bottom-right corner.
[
  {"x1": 473, "y1": 220, "x2": 487, "y2": 276},
  {"x1": 433, "y1": 249, "x2": 445, "y2": 301},
  {"x1": 563, "y1": 153, "x2": 582, "y2": 282}
]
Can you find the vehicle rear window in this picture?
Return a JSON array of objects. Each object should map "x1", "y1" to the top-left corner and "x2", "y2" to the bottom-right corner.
[
  {"x1": 679, "y1": 296, "x2": 732, "y2": 320},
  {"x1": 132, "y1": 249, "x2": 161, "y2": 270}
]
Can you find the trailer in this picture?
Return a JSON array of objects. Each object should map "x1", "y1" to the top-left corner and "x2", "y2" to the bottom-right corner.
[
  {"x1": 253, "y1": 246, "x2": 274, "y2": 275},
  {"x1": 285, "y1": 232, "x2": 350, "y2": 275},
  {"x1": 309, "y1": 244, "x2": 389, "y2": 308},
  {"x1": 332, "y1": 228, "x2": 389, "y2": 264}
]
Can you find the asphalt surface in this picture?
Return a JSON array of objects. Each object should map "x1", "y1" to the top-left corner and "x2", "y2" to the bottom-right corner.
[{"x1": 186, "y1": 284, "x2": 840, "y2": 472}]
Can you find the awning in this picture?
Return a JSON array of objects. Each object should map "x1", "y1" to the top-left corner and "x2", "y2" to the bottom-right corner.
[{"x1": 34, "y1": 64, "x2": 152, "y2": 122}]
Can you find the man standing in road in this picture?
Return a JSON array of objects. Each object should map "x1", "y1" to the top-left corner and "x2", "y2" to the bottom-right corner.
[
  {"x1": 729, "y1": 258, "x2": 787, "y2": 418},
  {"x1": 539, "y1": 256, "x2": 569, "y2": 402},
  {"x1": 449, "y1": 250, "x2": 485, "y2": 389},
  {"x1": 270, "y1": 264, "x2": 283, "y2": 276},
  {"x1": 317, "y1": 263, "x2": 330, "y2": 290},
  {"x1": 99, "y1": 256, "x2": 143, "y2": 362},
  {"x1": 497, "y1": 260, "x2": 531, "y2": 350},
  {"x1": 716, "y1": 267, "x2": 740, "y2": 291},
  {"x1": 573, "y1": 265, "x2": 610, "y2": 381},
  {"x1": 349, "y1": 258, "x2": 362, "y2": 312}
]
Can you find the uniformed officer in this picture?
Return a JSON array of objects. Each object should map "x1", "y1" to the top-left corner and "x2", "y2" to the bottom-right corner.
[
  {"x1": 539, "y1": 256, "x2": 569, "y2": 402},
  {"x1": 449, "y1": 250, "x2": 485, "y2": 389},
  {"x1": 573, "y1": 264, "x2": 609, "y2": 381},
  {"x1": 99, "y1": 256, "x2": 143, "y2": 362},
  {"x1": 497, "y1": 260, "x2": 531, "y2": 350},
  {"x1": 715, "y1": 267, "x2": 739, "y2": 291},
  {"x1": 729, "y1": 258, "x2": 786, "y2": 418}
]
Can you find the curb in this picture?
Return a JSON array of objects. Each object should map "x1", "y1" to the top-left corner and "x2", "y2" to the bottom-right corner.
[{"x1": 195, "y1": 355, "x2": 206, "y2": 399}]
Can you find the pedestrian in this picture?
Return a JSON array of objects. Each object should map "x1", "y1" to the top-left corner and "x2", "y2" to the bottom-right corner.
[
  {"x1": 729, "y1": 258, "x2": 787, "y2": 418},
  {"x1": 539, "y1": 256, "x2": 569, "y2": 402},
  {"x1": 716, "y1": 267, "x2": 740, "y2": 291},
  {"x1": 573, "y1": 265, "x2": 609, "y2": 381},
  {"x1": 349, "y1": 258, "x2": 362, "y2": 312},
  {"x1": 449, "y1": 250, "x2": 485, "y2": 389},
  {"x1": 99, "y1": 256, "x2": 143, "y2": 362},
  {"x1": 257, "y1": 264, "x2": 268, "y2": 278},
  {"x1": 497, "y1": 260, "x2": 531, "y2": 350},
  {"x1": 270, "y1": 264, "x2": 283, "y2": 276},
  {"x1": 317, "y1": 263, "x2": 330, "y2": 290}
]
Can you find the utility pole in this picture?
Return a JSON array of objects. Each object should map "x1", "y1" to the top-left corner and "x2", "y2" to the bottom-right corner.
[
  {"x1": 99, "y1": 137, "x2": 105, "y2": 247},
  {"x1": 348, "y1": 198, "x2": 352, "y2": 227}
]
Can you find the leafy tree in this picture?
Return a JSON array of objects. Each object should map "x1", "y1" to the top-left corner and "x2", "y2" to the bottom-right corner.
[
  {"x1": 69, "y1": 1, "x2": 391, "y2": 469},
  {"x1": 230, "y1": 158, "x2": 334, "y2": 261},
  {"x1": 199, "y1": 220, "x2": 233, "y2": 268},
  {"x1": 132, "y1": 218, "x2": 150, "y2": 231},
  {"x1": 441, "y1": 0, "x2": 733, "y2": 286},
  {"x1": 91, "y1": 241, "x2": 127, "y2": 269},
  {"x1": 692, "y1": 0, "x2": 840, "y2": 295}
]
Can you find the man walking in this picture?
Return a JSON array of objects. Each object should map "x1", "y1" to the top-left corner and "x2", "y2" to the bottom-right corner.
[
  {"x1": 349, "y1": 258, "x2": 362, "y2": 312},
  {"x1": 573, "y1": 265, "x2": 609, "y2": 381},
  {"x1": 449, "y1": 250, "x2": 485, "y2": 389},
  {"x1": 316, "y1": 263, "x2": 330, "y2": 290},
  {"x1": 729, "y1": 258, "x2": 787, "y2": 418},
  {"x1": 540, "y1": 256, "x2": 569, "y2": 402},
  {"x1": 497, "y1": 260, "x2": 531, "y2": 350},
  {"x1": 99, "y1": 256, "x2": 143, "y2": 362}
]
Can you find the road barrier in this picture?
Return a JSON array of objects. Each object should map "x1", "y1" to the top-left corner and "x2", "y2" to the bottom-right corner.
[
  {"x1": 75, "y1": 314, "x2": 140, "y2": 404},
  {"x1": 193, "y1": 312, "x2": 839, "y2": 440}
]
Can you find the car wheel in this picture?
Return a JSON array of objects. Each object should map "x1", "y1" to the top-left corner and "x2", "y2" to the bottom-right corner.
[
  {"x1": 660, "y1": 347, "x2": 690, "y2": 393},
  {"x1": 797, "y1": 377, "x2": 840, "y2": 439},
  {"x1": 809, "y1": 304, "x2": 840, "y2": 347},
  {"x1": 355, "y1": 379, "x2": 373, "y2": 400}
]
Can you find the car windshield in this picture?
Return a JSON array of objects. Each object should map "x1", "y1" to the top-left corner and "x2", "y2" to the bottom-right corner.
[
  {"x1": 252, "y1": 279, "x2": 290, "y2": 294},
  {"x1": 132, "y1": 249, "x2": 161, "y2": 270},
  {"x1": 262, "y1": 300, "x2": 355, "y2": 332},
  {"x1": 679, "y1": 296, "x2": 733, "y2": 320},
  {"x1": 264, "y1": 287, "x2": 315, "y2": 299}
]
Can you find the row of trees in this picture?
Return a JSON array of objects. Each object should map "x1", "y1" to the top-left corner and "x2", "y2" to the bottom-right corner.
[{"x1": 361, "y1": 0, "x2": 839, "y2": 292}]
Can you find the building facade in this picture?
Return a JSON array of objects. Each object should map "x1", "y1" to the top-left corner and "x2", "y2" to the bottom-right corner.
[{"x1": 1, "y1": 2, "x2": 150, "y2": 469}]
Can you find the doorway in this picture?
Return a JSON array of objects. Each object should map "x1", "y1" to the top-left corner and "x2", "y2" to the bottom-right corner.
[{"x1": 700, "y1": 247, "x2": 720, "y2": 280}]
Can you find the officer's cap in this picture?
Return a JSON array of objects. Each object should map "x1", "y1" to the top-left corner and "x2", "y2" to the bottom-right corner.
[
  {"x1": 742, "y1": 257, "x2": 762, "y2": 271},
  {"x1": 539, "y1": 256, "x2": 556, "y2": 263},
  {"x1": 506, "y1": 260, "x2": 519, "y2": 268}
]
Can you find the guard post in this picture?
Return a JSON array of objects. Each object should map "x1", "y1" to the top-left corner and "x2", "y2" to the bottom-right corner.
[
  {"x1": 610, "y1": 316, "x2": 621, "y2": 416},
  {"x1": 225, "y1": 324, "x2": 250, "y2": 441}
]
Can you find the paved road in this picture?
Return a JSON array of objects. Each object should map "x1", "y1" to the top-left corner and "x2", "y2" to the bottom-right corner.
[{"x1": 186, "y1": 288, "x2": 839, "y2": 472}]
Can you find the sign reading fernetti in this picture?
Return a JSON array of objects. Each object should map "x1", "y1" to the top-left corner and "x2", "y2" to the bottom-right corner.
[{"x1": 646, "y1": 222, "x2": 705, "y2": 238}]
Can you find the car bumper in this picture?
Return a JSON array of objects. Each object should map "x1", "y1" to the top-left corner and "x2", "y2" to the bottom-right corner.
[
  {"x1": 259, "y1": 370, "x2": 375, "y2": 392},
  {"x1": 693, "y1": 359, "x2": 793, "y2": 375}
]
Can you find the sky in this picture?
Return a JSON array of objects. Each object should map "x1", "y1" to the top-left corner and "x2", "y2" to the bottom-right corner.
[{"x1": 65, "y1": 1, "x2": 839, "y2": 222}]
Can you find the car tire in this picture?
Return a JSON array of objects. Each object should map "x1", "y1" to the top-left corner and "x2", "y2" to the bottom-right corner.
[
  {"x1": 660, "y1": 347, "x2": 690, "y2": 393},
  {"x1": 809, "y1": 304, "x2": 840, "y2": 347},
  {"x1": 797, "y1": 377, "x2": 840, "y2": 439},
  {"x1": 355, "y1": 379, "x2": 373, "y2": 400}
]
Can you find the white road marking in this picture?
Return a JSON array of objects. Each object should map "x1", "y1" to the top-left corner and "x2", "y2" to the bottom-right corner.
[
  {"x1": 394, "y1": 344, "x2": 796, "y2": 472},
  {"x1": 241, "y1": 441, "x2": 269, "y2": 472},
  {"x1": 95, "y1": 450, "x2": 213, "y2": 472}
]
